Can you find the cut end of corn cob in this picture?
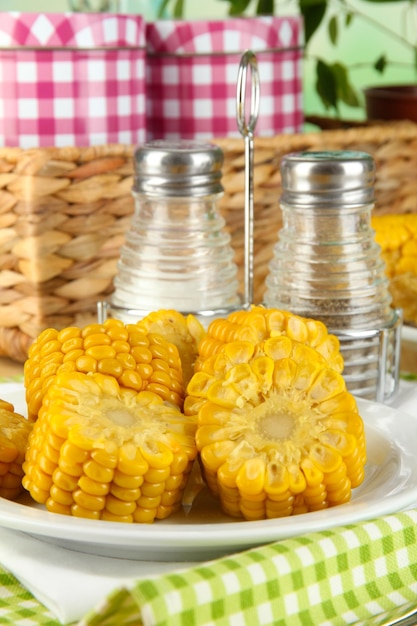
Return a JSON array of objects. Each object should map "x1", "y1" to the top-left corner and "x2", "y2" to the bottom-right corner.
[
  {"x1": 0, "y1": 400, "x2": 32, "y2": 500},
  {"x1": 186, "y1": 307, "x2": 366, "y2": 521},
  {"x1": 24, "y1": 318, "x2": 185, "y2": 421},
  {"x1": 22, "y1": 371, "x2": 197, "y2": 523},
  {"x1": 137, "y1": 309, "x2": 206, "y2": 387},
  {"x1": 372, "y1": 213, "x2": 417, "y2": 325}
]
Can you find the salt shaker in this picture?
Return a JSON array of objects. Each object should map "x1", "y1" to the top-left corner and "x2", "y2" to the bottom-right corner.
[
  {"x1": 105, "y1": 140, "x2": 241, "y2": 326},
  {"x1": 264, "y1": 150, "x2": 402, "y2": 402}
]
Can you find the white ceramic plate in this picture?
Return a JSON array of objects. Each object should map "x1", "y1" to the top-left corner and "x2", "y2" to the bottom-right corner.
[
  {"x1": 1, "y1": 383, "x2": 417, "y2": 562},
  {"x1": 403, "y1": 324, "x2": 417, "y2": 345}
]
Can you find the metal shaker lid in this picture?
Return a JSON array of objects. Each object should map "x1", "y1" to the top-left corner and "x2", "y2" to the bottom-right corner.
[
  {"x1": 133, "y1": 140, "x2": 224, "y2": 197},
  {"x1": 280, "y1": 150, "x2": 375, "y2": 207}
]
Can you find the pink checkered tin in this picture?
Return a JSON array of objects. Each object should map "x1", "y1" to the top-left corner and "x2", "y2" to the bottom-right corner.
[
  {"x1": 146, "y1": 16, "x2": 304, "y2": 140},
  {"x1": 0, "y1": 12, "x2": 146, "y2": 148}
]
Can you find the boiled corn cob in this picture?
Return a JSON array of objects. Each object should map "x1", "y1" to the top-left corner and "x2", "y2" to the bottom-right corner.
[
  {"x1": 22, "y1": 371, "x2": 197, "y2": 523},
  {"x1": 186, "y1": 309, "x2": 365, "y2": 521},
  {"x1": 136, "y1": 309, "x2": 206, "y2": 387},
  {"x1": 24, "y1": 318, "x2": 185, "y2": 421},
  {"x1": 372, "y1": 213, "x2": 417, "y2": 325},
  {"x1": 0, "y1": 400, "x2": 32, "y2": 500}
]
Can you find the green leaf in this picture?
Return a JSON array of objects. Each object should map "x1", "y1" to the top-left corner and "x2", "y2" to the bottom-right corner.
[
  {"x1": 414, "y1": 47, "x2": 417, "y2": 71},
  {"x1": 328, "y1": 15, "x2": 338, "y2": 45},
  {"x1": 315, "y1": 59, "x2": 361, "y2": 112},
  {"x1": 299, "y1": 0, "x2": 328, "y2": 44},
  {"x1": 316, "y1": 59, "x2": 338, "y2": 111},
  {"x1": 360, "y1": 0, "x2": 405, "y2": 3},
  {"x1": 374, "y1": 55, "x2": 387, "y2": 73},
  {"x1": 217, "y1": 0, "x2": 252, "y2": 15},
  {"x1": 345, "y1": 12, "x2": 353, "y2": 27},
  {"x1": 157, "y1": 0, "x2": 172, "y2": 18},
  {"x1": 173, "y1": 0, "x2": 185, "y2": 18},
  {"x1": 256, "y1": 0, "x2": 275, "y2": 14},
  {"x1": 332, "y1": 62, "x2": 361, "y2": 107}
]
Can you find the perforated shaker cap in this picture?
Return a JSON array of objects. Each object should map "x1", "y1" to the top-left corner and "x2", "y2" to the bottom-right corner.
[
  {"x1": 133, "y1": 140, "x2": 224, "y2": 197},
  {"x1": 280, "y1": 150, "x2": 376, "y2": 207}
]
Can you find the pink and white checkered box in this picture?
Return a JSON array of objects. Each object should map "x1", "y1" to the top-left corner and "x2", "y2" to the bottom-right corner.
[
  {"x1": 145, "y1": 17, "x2": 304, "y2": 140},
  {"x1": 0, "y1": 12, "x2": 146, "y2": 148}
]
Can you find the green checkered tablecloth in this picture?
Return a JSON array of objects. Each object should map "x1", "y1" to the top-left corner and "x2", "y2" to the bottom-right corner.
[{"x1": 3, "y1": 509, "x2": 417, "y2": 626}]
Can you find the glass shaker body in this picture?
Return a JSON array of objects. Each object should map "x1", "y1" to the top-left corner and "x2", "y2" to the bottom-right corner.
[
  {"x1": 111, "y1": 191, "x2": 240, "y2": 316},
  {"x1": 107, "y1": 140, "x2": 241, "y2": 327},
  {"x1": 264, "y1": 150, "x2": 401, "y2": 402}
]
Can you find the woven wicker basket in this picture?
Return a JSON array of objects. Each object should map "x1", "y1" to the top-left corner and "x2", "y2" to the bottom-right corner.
[{"x1": 1, "y1": 121, "x2": 417, "y2": 362}]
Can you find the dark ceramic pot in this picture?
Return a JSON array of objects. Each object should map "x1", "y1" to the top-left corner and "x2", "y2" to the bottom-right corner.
[{"x1": 364, "y1": 85, "x2": 417, "y2": 123}]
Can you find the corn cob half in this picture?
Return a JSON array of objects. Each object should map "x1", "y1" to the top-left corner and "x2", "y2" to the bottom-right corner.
[
  {"x1": 24, "y1": 318, "x2": 185, "y2": 421},
  {"x1": 186, "y1": 314, "x2": 366, "y2": 521},
  {"x1": 372, "y1": 213, "x2": 417, "y2": 325},
  {"x1": 0, "y1": 400, "x2": 32, "y2": 500},
  {"x1": 22, "y1": 371, "x2": 197, "y2": 523}
]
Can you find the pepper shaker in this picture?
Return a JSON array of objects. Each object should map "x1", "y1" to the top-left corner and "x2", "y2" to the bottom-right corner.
[{"x1": 264, "y1": 150, "x2": 401, "y2": 402}]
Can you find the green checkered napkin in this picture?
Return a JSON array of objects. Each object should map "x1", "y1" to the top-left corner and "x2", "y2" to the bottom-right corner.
[
  {"x1": 79, "y1": 508, "x2": 417, "y2": 626},
  {"x1": 1, "y1": 509, "x2": 417, "y2": 625},
  {"x1": 0, "y1": 568, "x2": 59, "y2": 626}
]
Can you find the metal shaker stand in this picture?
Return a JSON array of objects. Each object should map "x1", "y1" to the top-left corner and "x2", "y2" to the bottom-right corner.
[
  {"x1": 98, "y1": 50, "x2": 401, "y2": 403},
  {"x1": 236, "y1": 50, "x2": 260, "y2": 308}
]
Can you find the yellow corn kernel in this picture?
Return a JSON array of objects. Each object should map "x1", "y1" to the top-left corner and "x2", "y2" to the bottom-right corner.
[
  {"x1": 113, "y1": 471, "x2": 144, "y2": 490},
  {"x1": 71, "y1": 504, "x2": 101, "y2": 520},
  {"x1": 326, "y1": 476, "x2": 351, "y2": 505},
  {"x1": 187, "y1": 310, "x2": 366, "y2": 521},
  {"x1": 110, "y1": 484, "x2": 141, "y2": 502},
  {"x1": 101, "y1": 511, "x2": 133, "y2": 523},
  {"x1": 105, "y1": 494, "x2": 136, "y2": 517},
  {"x1": 46, "y1": 498, "x2": 71, "y2": 516},
  {"x1": 52, "y1": 468, "x2": 78, "y2": 492},
  {"x1": 292, "y1": 495, "x2": 308, "y2": 516},
  {"x1": 137, "y1": 495, "x2": 161, "y2": 510},
  {"x1": 78, "y1": 475, "x2": 110, "y2": 497},
  {"x1": 24, "y1": 318, "x2": 186, "y2": 421},
  {"x1": 266, "y1": 492, "x2": 294, "y2": 516},
  {"x1": 133, "y1": 507, "x2": 157, "y2": 524},
  {"x1": 23, "y1": 371, "x2": 197, "y2": 523},
  {"x1": 236, "y1": 458, "x2": 266, "y2": 496},
  {"x1": 304, "y1": 483, "x2": 327, "y2": 503},
  {"x1": 0, "y1": 403, "x2": 32, "y2": 500},
  {"x1": 50, "y1": 484, "x2": 74, "y2": 506},
  {"x1": 141, "y1": 481, "x2": 166, "y2": 498}
]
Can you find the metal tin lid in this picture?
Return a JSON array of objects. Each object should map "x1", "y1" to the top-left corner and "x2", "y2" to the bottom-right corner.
[
  {"x1": 280, "y1": 150, "x2": 375, "y2": 207},
  {"x1": 133, "y1": 140, "x2": 224, "y2": 197}
]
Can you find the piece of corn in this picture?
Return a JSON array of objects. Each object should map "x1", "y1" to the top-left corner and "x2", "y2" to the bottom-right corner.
[
  {"x1": 136, "y1": 309, "x2": 206, "y2": 387},
  {"x1": 22, "y1": 371, "x2": 197, "y2": 523},
  {"x1": 194, "y1": 305, "x2": 344, "y2": 376},
  {"x1": 0, "y1": 400, "x2": 33, "y2": 500},
  {"x1": 24, "y1": 318, "x2": 185, "y2": 421},
  {"x1": 186, "y1": 310, "x2": 366, "y2": 521},
  {"x1": 372, "y1": 213, "x2": 417, "y2": 325}
]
